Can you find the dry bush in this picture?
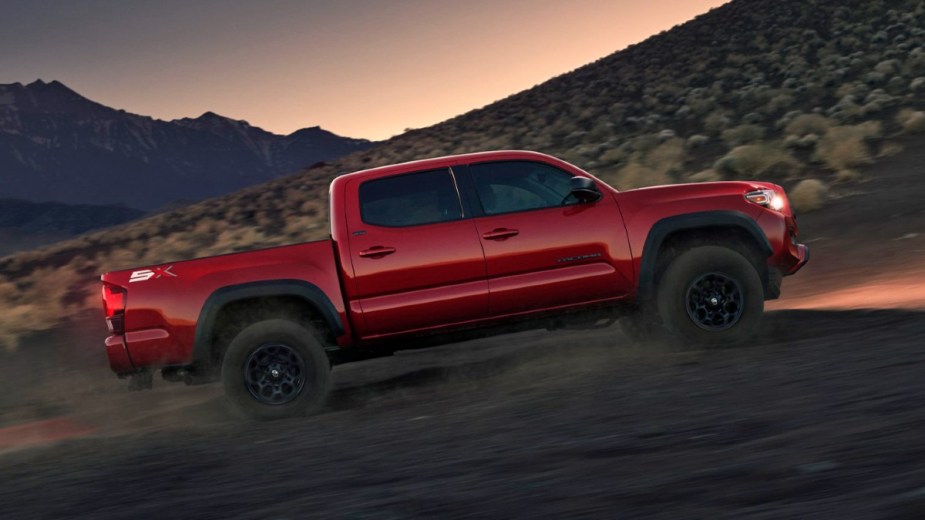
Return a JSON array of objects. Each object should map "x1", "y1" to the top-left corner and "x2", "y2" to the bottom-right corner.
[
  {"x1": 878, "y1": 141, "x2": 904, "y2": 158},
  {"x1": 714, "y1": 144, "x2": 799, "y2": 178},
  {"x1": 767, "y1": 92, "x2": 795, "y2": 113},
  {"x1": 789, "y1": 179, "x2": 828, "y2": 213},
  {"x1": 896, "y1": 109, "x2": 925, "y2": 133},
  {"x1": 597, "y1": 146, "x2": 627, "y2": 166},
  {"x1": 686, "y1": 135, "x2": 710, "y2": 149},
  {"x1": 601, "y1": 137, "x2": 686, "y2": 190},
  {"x1": 688, "y1": 169, "x2": 721, "y2": 182},
  {"x1": 721, "y1": 124, "x2": 766, "y2": 147},
  {"x1": 703, "y1": 111, "x2": 732, "y2": 135},
  {"x1": 814, "y1": 123, "x2": 881, "y2": 171},
  {"x1": 784, "y1": 114, "x2": 832, "y2": 136},
  {"x1": 608, "y1": 160, "x2": 673, "y2": 190},
  {"x1": 645, "y1": 138, "x2": 686, "y2": 174},
  {"x1": 834, "y1": 169, "x2": 861, "y2": 182},
  {"x1": 0, "y1": 265, "x2": 88, "y2": 351}
]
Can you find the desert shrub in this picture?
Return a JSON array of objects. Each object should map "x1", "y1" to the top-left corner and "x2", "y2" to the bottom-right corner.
[
  {"x1": 785, "y1": 133, "x2": 820, "y2": 149},
  {"x1": 789, "y1": 179, "x2": 828, "y2": 213},
  {"x1": 910, "y1": 77, "x2": 925, "y2": 92},
  {"x1": 692, "y1": 131, "x2": 714, "y2": 145},
  {"x1": 714, "y1": 143, "x2": 799, "y2": 178},
  {"x1": 609, "y1": 160, "x2": 673, "y2": 190},
  {"x1": 834, "y1": 169, "x2": 861, "y2": 182},
  {"x1": 827, "y1": 95, "x2": 863, "y2": 122},
  {"x1": 878, "y1": 141, "x2": 905, "y2": 158},
  {"x1": 784, "y1": 114, "x2": 832, "y2": 136},
  {"x1": 688, "y1": 169, "x2": 721, "y2": 182},
  {"x1": 598, "y1": 136, "x2": 685, "y2": 190},
  {"x1": 766, "y1": 92, "x2": 796, "y2": 113},
  {"x1": 814, "y1": 122, "x2": 881, "y2": 170},
  {"x1": 703, "y1": 111, "x2": 732, "y2": 135},
  {"x1": 874, "y1": 59, "x2": 901, "y2": 75},
  {"x1": 645, "y1": 138, "x2": 686, "y2": 174},
  {"x1": 721, "y1": 124, "x2": 766, "y2": 147},
  {"x1": 896, "y1": 109, "x2": 925, "y2": 133},
  {"x1": 597, "y1": 146, "x2": 627, "y2": 166}
]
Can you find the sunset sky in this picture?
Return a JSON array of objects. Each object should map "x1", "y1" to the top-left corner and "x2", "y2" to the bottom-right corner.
[{"x1": 1, "y1": 0, "x2": 728, "y2": 140}]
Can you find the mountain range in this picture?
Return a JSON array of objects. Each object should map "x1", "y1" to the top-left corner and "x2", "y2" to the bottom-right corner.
[{"x1": 0, "y1": 80, "x2": 374, "y2": 209}]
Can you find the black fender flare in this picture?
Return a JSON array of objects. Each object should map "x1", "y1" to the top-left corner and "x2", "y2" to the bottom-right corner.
[
  {"x1": 191, "y1": 279, "x2": 344, "y2": 366},
  {"x1": 636, "y1": 210, "x2": 773, "y2": 301}
]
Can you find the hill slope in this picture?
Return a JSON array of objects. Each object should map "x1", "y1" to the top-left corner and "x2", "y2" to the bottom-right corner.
[
  {"x1": 2, "y1": 0, "x2": 925, "y2": 348},
  {"x1": 0, "y1": 80, "x2": 373, "y2": 209},
  {"x1": 0, "y1": 199, "x2": 146, "y2": 256}
]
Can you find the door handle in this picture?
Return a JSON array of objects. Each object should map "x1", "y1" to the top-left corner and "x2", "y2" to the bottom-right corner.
[
  {"x1": 482, "y1": 228, "x2": 519, "y2": 240},
  {"x1": 358, "y1": 246, "x2": 396, "y2": 258}
]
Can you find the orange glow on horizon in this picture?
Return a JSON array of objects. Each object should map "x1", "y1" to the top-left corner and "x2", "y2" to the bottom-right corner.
[{"x1": 1, "y1": 1, "x2": 729, "y2": 140}]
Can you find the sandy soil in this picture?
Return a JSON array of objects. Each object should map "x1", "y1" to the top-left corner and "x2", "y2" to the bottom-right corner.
[{"x1": 1, "y1": 137, "x2": 924, "y2": 518}]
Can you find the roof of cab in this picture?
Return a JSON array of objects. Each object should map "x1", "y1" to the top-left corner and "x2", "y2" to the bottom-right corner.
[{"x1": 330, "y1": 150, "x2": 565, "y2": 189}]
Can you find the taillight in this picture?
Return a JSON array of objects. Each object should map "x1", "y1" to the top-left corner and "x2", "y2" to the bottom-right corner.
[{"x1": 102, "y1": 283, "x2": 126, "y2": 334}]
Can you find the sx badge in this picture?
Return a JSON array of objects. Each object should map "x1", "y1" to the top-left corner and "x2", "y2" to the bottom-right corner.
[{"x1": 129, "y1": 265, "x2": 177, "y2": 283}]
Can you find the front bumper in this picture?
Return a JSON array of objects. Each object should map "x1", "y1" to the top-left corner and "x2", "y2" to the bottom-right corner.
[{"x1": 788, "y1": 243, "x2": 810, "y2": 275}]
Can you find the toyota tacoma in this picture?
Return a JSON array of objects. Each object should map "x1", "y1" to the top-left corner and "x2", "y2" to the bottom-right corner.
[{"x1": 100, "y1": 150, "x2": 808, "y2": 419}]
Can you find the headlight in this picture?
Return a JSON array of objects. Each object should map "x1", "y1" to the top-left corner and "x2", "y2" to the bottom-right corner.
[{"x1": 745, "y1": 189, "x2": 785, "y2": 211}]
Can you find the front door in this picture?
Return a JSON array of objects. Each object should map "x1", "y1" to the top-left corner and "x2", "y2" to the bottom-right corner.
[
  {"x1": 344, "y1": 168, "x2": 488, "y2": 338},
  {"x1": 462, "y1": 160, "x2": 632, "y2": 316}
]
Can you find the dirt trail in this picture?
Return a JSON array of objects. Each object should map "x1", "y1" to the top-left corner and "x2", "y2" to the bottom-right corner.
[{"x1": 1, "y1": 138, "x2": 924, "y2": 518}]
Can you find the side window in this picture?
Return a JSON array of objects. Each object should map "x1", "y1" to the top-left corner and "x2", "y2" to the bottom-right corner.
[
  {"x1": 359, "y1": 169, "x2": 462, "y2": 227},
  {"x1": 469, "y1": 161, "x2": 577, "y2": 216}
]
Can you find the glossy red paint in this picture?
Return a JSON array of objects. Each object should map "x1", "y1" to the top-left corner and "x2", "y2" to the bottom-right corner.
[
  {"x1": 101, "y1": 240, "x2": 349, "y2": 370},
  {"x1": 101, "y1": 150, "x2": 807, "y2": 377}
]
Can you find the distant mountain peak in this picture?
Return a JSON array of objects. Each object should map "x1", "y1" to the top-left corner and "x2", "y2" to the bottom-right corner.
[
  {"x1": 0, "y1": 79, "x2": 104, "y2": 118},
  {"x1": 195, "y1": 110, "x2": 231, "y2": 121},
  {"x1": 24, "y1": 79, "x2": 78, "y2": 95},
  {"x1": 0, "y1": 80, "x2": 375, "y2": 209}
]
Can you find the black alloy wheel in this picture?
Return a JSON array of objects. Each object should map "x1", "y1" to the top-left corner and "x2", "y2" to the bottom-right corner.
[
  {"x1": 685, "y1": 272, "x2": 744, "y2": 331},
  {"x1": 244, "y1": 343, "x2": 307, "y2": 405}
]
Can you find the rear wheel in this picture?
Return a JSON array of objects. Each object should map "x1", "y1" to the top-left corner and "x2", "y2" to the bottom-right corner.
[
  {"x1": 656, "y1": 246, "x2": 763, "y2": 346},
  {"x1": 221, "y1": 319, "x2": 331, "y2": 420}
]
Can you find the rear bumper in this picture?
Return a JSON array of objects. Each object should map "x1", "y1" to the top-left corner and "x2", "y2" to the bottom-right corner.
[
  {"x1": 105, "y1": 334, "x2": 135, "y2": 375},
  {"x1": 105, "y1": 327, "x2": 187, "y2": 375}
]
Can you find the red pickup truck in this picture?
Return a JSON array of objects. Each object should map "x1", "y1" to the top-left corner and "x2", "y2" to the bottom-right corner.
[{"x1": 101, "y1": 150, "x2": 808, "y2": 419}]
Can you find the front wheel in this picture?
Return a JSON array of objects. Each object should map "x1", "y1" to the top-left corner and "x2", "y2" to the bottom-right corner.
[
  {"x1": 221, "y1": 319, "x2": 331, "y2": 420},
  {"x1": 657, "y1": 246, "x2": 763, "y2": 346}
]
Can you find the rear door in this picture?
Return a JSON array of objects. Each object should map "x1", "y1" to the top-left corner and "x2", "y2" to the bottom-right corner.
[
  {"x1": 344, "y1": 168, "x2": 488, "y2": 337},
  {"x1": 460, "y1": 160, "x2": 632, "y2": 315}
]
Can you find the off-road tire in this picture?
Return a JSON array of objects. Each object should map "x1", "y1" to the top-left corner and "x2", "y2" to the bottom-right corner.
[
  {"x1": 221, "y1": 319, "x2": 331, "y2": 420},
  {"x1": 657, "y1": 246, "x2": 763, "y2": 346}
]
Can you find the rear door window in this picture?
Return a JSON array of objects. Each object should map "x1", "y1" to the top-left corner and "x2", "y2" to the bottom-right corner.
[{"x1": 359, "y1": 169, "x2": 462, "y2": 227}]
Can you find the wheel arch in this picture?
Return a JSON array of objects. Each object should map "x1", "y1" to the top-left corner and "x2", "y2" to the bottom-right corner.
[
  {"x1": 637, "y1": 211, "x2": 774, "y2": 302},
  {"x1": 192, "y1": 280, "x2": 344, "y2": 369}
]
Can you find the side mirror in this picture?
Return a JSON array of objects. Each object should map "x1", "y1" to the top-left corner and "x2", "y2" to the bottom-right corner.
[{"x1": 569, "y1": 176, "x2": 602, "y2": 203}]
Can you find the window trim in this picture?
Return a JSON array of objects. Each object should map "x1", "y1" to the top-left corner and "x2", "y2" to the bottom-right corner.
[{"x1": 358, "y1": 168, "x2": 466, "y2": 228}]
